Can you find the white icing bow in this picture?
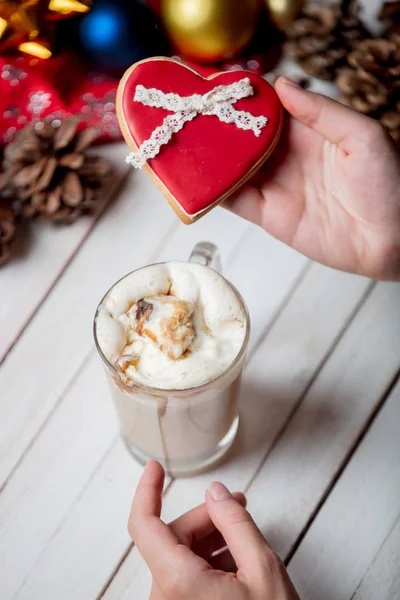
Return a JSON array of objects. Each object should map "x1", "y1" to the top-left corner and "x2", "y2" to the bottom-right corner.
[{"x1": 125, "y1": 78, "x2": 268, "y2": 169}]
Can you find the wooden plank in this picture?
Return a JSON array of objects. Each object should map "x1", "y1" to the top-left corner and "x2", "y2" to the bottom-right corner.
[
  {"x1": 156, "y1": 204, "x2": 250, "y2": 266},
  {"x1": 242, "y1": 282, "x2": 400, "y2": 563},
  {"x1": 4, "y1": 224, "x2": 309, "y2": 600},
  {"x1": 224, "y1": 232, "x2": 308, "y2": 354},
  {"x1": 104, "y1": 266, "x2": 372, "y2": 600},
  {"x1": 0, "y1": 168, "x2": 178, "y2": 490},
  {"x1": 0, "y1": 208, "x2": 249, "y2": 599},
  {"x1": 288, "y1": 377, "x2": 400, "y2": 600},
  {"x1": 0, "y1": 357, "x2": 118, "y2": 600},
  {"x1": 352, "y1": 515, "x2": 400, "y2": 600},
  {"x1": 0, "y1": 198, "x2": 251, "y2": 598},
  {"x1": 0, "y1": 144, "x2": 129, "y2": 363},
  {"x1": 14, "y1": 441, "x2": 137, "y2": 600}
]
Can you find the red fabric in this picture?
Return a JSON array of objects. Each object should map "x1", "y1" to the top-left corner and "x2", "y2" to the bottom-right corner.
[
  {"x1": 119, "y1": 58, "x2": 282, "y2": 217},
  {"x1": 0, "y1": 53, "x2": 122, "y2": 145}
]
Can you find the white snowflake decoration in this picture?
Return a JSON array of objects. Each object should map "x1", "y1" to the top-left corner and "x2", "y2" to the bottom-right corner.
[
  {"x1": 1, "y1": 64, "x2": 27, "y2": 87},
  {"x1": 27, "y1": 91, "x2": 52, "y2": 118}
]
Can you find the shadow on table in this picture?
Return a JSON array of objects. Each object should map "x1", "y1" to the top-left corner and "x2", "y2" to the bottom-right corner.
[
  {"x1": 225, "y1": 378, "x2": 338, "y2": 469},
  {"x1": 219, "y1": 378, "x2": 363, "y2": 600}
]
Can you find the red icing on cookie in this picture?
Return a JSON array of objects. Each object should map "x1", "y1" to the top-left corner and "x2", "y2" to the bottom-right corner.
[{"x1": 117, "y1": 58, "x2": 283, "y2": 222}]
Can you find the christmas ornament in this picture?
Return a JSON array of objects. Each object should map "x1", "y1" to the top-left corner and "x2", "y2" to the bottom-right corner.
[
  {"x1": 0, "y1": 199, "x2": 16, "y2": 265},
  {"x1": 47, "y1": 0, "x2": 91, "y2": 18},
  {"x1": 0, "y1": 54, "x2": 122, "y2": 145},
  {"x1": 285, "y1": 0, "x2": 370, "y2": 80},
  {"x1": 0, "y1": 0, "x2": 91, "y2": 58},
  {"x1": 265, "y1": 0, "x2": 305, "y2": 31},
  {"x1": 336, "y1": 38, "x2": 400, "y2": 145},
  {"x1": 161, "y1": 0, "x2": 260, "y2": 63},
  {"x1": 79, "y1": 0, "x2": 167, "y2": 76},
  {"x1": 1, "y1": 118, "x2": 112, "y2": 222},
  {"x1": 117, "y1": 57, "x2": 283, "y2": 223}
]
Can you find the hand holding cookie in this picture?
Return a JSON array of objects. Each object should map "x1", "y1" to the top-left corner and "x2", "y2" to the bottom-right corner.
[
  {"x1": 117, "y1": 57, "x2": 283, "y2": 223},
  {"x1": 116, "y1": 59, "x2": 400, "y2": 281},
  {"x1": 226, "y1": 77, "x2": 400, "y2": 281}
]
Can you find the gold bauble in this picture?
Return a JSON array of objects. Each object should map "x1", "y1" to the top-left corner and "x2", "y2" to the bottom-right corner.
[
  {"x1": 265, "y1": 0, "x2": 304, "y2": 31},
  {"x1": 162, "y1": 0, "x2": 261, "y2": 63}
]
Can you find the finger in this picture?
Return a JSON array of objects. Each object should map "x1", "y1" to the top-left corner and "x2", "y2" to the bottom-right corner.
[
  {"x1": 130, "y1": 460, "x2": 164, "y2": 520},
  {"x1": 224, "y1": 117, "x2": 295, "y2": 230},
  {"x1": 206, "y1": 482, "x2": 274, "y2": 581},
  {"x1": 192, "y1": 495, "x2": 246, "y2": 560},
  {"x1": 209, "y1": 547, "x2": 237, "y2": 573},
  {"x1": 224, "y1": 183, "x2": 264, "y2": 227},
  {"x1": 128, "y1": 461, "x2": 207, "y2": 581},
  {"x1": 149, "y1": 581, "x2": 164, "y2": 600},
  {"x1": 169, "y1": 492, "x2": 246, "y2": 548},
  {"x1": 193, "y1": 528, "x2": 226, "y2": 560},
  {"x1": 275, "y1": 76, "x2": 383, "y2": 153}
]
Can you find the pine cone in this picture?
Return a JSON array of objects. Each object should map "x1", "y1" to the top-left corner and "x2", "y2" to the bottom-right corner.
[
  {"x1": 336, "y1": 67, "x2": 391, "y2": 113},
  {"x1": 380, "y1": 104, "x2": 400, "y2": 145},
  {"x1": 336, "y1": 38, "x2": 400, "y2": 114},
  {"x1": 336, "y1": 36, "x2": 400, "y2": 145},
  {"x1": 379, "y1": 1, "x2": 400, "y2": 41},
  {"x1": 0, "y1": 201, "x2": 17, "y2": 266},
  {"x1": 348, "y1": 39, "x2": 400, "y2": 83},
  {"x1": 285, "y1": 0, "x2": 370, "y2": 80},
  {"x1": 2, "y1": 120, "x2": 112, "y2": 224},
  {"x1": 380, "y1": 0, "x2": 400, "y2": 21},
  {"x1": 378, "y1": 0, "x2": 400, "y2": 28}
]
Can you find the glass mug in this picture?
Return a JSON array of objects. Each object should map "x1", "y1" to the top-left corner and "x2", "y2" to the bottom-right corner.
[{"x1": 93, "y1": 242, "x2": 250, "y2": 476}]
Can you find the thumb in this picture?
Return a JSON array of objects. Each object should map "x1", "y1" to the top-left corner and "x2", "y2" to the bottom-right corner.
[
  {"x1": 206, "y1": 482, "x2": 273, "y2": 581},
  {"x1": 275, "y1": 76, "x2": 383, "y2": 153}
]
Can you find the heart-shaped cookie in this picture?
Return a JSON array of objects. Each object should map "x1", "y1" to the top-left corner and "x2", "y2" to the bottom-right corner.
[{"x1": 117, "y1": 57, "x2": 283, "y2": 223}]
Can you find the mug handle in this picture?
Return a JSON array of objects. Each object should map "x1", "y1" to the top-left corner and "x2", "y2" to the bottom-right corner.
[{"x1": 189, "y1": 241, "x2": 221, "y2": 272}]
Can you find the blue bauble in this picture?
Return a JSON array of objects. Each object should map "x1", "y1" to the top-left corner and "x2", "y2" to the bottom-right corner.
[{"x1": 79, "y1": 0, "x2": 167, "y2": 75}]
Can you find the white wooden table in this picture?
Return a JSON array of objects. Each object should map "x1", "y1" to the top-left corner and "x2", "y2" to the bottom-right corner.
[
  {"x1": 1, "y1": 3, "x2": 400, "y2": 596},
  {"x1": 1, "y1": 141, "x2": 399, "y2": 600}
]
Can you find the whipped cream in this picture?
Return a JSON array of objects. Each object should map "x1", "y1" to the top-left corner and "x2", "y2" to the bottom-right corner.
[{"x1": 95, "y1": 262, "x2": 247, "y2": 390}]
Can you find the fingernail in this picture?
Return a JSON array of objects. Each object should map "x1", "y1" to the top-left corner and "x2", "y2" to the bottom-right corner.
[
  {"x1": 279, "y1": 76, "x2": 301, "y2": 89},
  {"x1": 208, "y1": 481, "x2": 233, "y2": 501}
]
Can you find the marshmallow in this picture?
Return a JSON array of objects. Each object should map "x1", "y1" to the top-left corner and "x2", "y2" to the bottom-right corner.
[{"x1": 95, "y1": 262, "x2": 247, "y2": 390}]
